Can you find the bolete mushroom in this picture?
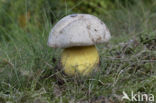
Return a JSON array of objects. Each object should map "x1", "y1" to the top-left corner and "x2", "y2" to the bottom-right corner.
[{"x1": 48, "y1": 14, "x2": 111, "y2": 76}]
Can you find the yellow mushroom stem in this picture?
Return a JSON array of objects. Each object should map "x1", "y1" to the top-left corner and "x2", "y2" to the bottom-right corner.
[{"x1": 61, "y1": 45, "x2": 99, "y2": 76}]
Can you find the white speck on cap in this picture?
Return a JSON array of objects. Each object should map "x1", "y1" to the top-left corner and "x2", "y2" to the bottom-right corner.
[{"x1": 48, "y1": 14, "x2": 111, "y2": 48}]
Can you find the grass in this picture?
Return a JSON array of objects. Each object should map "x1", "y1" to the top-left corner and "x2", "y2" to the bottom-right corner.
[{"x1": 0, "y1": 1, "x2": 156, "y2": 103}]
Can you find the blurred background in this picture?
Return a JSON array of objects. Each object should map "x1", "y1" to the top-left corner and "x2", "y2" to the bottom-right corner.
[{"x1": 0, "y1": 0, "x2": 156, "y2": 41}]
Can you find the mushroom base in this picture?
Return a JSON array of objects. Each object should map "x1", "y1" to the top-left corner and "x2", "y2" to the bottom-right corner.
[{"x1": 61, "y1": 46, "x2": 99, "y2": 76}]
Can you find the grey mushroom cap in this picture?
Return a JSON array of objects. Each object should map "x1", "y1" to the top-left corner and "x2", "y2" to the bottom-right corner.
[{"x1": 47, "y1": 14, "x2": 111, "y2": 48}]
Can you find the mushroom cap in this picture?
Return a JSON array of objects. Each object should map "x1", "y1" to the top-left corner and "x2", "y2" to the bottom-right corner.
[{"x1": 48, "y1": 14, "x2": 111, "y2": 48}]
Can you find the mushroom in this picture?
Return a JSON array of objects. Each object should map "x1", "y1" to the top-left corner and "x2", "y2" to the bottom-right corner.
[{"x1": 48, "y1": 14, "x2": 111, "y2": 76}]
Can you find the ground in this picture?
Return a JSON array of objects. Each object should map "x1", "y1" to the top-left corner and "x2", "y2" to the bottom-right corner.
[{"x1": 0, "y1": 1, "x2": 156, "y2": 103}]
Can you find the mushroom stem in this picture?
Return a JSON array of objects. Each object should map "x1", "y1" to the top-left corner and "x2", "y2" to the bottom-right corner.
[{"x1": 61, "y1": 46, "x2": 99, "y2": 76}]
